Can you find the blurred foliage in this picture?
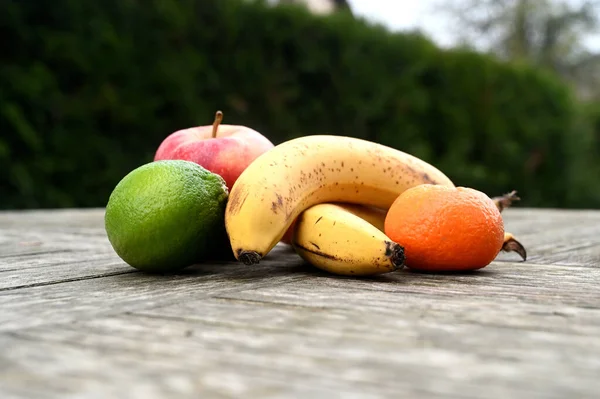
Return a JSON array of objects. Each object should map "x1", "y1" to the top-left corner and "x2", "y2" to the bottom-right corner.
[
  {"x1": 587, "y1": 101, "x2": 600, "y2": 143},
  {"x1": 585, "y1": 101, "x2": 600, "y2": 170},
  {"x1": 436, "y1": 0, "x2": 600, "y2": 101},
  {"x1": 1, "y1": 0, "x2": 598, "y2": 209}
]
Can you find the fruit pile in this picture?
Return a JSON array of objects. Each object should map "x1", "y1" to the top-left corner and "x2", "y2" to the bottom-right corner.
[{"x1": 105, "y1": 111, "x2": 527, "y2": 276}]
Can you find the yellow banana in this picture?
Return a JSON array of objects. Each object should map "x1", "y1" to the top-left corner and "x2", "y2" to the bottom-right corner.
[
  {"x1": 290, "y1": 190, "x2": 526, "y2": 276},
  {"x1": 291, "y1": 203, "x2": 404, "y2": 276},
  {"x1": 331, "y1": 203, "x2": 387, "y2": 232},
  {"x1": 225, "y1": 135, "x2": 455, "y2": 265}
]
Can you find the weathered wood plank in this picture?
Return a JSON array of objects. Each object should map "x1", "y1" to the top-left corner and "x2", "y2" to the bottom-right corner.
[
  {"x1": 0, "y1": 330, "x2": 391, "y2": 399},
  {"x1": 218, "y1": 261, "x2": 600, "y2": 308},
  {"x1": 501, "y1": 208, "x2": 600, "y2": 230},
  {"x1": 1, "y1": 245, "x2": 598, "y2": 333},
  {"x1": 0, "y1": 231, "x2": 112, "y2": 256},
  {"x1": 0, "y1": 253, "x2": 134, "y2": 290},
  {"x1": 0, "y1": 208, "x2": 594, "y2": 297},
  {"x1": 0, "y1": 209, "x2": 288, "y2": 290},
  {"x1": 499, "y1": 210, "x2": 598, "y2": 258},
  {"x1": 0, "y1": 245, "x2": 305, "y2": 332},
  {"x1": 2, "y1": 293, "x2": 599, "y2": 399},
  {"x1": 1, "y1": 207, "x2": 599, "y2": 399},
  {"x1": 0, "y1": 230, "x2": 133, "y2": 290},
  {"x1": 0, "y1": 208, "x2": 107, "y2": 228},
  {"x1": 0, "y1": 208, "x2": 127, "y2": 290}
]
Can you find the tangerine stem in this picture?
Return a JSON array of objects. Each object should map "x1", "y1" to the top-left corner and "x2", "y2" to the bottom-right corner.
[{"x1": 212, "y1": 111, "x2": 223, "y2": 138}]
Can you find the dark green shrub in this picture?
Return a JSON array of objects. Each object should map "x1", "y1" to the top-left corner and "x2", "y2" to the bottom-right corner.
[
  {"x1": 1, "y1": 0, "x2": 593, "y2": 209},
  {"x1": 566, "y1": 101, "x2": 600, "y2": 207}
]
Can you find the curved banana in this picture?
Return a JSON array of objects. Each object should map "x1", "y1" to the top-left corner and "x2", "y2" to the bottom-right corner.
[
  {"x1": 291, "y1": 203, "x2": 405, "y2": 276},
  {"x1": 279, "y1": 203, "x2": 387, "y2": 245},
  {"x1": 292, "y1": 198, "x2": 526, "y2": 276},
  {"x1": 225, "y1": 135, "x2": 455, "y2": 265},
  {"x1": 291, "y1": 198, "x2": 527, "y2": 273}
]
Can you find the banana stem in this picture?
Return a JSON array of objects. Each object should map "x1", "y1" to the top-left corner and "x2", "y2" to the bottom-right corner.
[
  {"x1": 492, "y1": 190, "x2": 520, "y2": 213},
  {"x1": 502, "y1": 233, "x2": 527, "y2": 261},
  {"x1": 212, "y1": 110, "x2": 223, "y2": 138}
]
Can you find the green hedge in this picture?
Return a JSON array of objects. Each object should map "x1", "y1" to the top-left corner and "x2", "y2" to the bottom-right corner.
[
  {"x1": 571, "y1": 101, "x2": 600, "y2": 207},
  {"x1": 1, "y1": 0, "x2": 595, "y2": 209},
  {"x1": 586, "y1": 102, "x2": 600, "y2": 156}
]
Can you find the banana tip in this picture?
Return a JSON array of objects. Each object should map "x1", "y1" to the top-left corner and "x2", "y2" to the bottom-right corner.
[
  {"x1": 238, "y1": 250, "x2": 262, "y2": 265},
  {"x1": 502, "y1": 236, "x2": 527, "y2": 261},
  {"x1": 387, "y1": 241, "x2": 406, "y2": 270}
]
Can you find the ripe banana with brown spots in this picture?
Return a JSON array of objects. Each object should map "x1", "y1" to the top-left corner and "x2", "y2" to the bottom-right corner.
[
  {"x1": 293, "y1": 201, "x2": 527, "y2": 274},
  {"x1": 224, "y1": 134, "x2": 455, "y2": 265},
  {"x1": 291, "y1": 203, "x2": 405, "y2": 276}
]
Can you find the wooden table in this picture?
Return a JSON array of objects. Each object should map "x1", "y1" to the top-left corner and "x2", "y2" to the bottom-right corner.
[{"x1": 1, "y1": 208, "x2": 599, "y2": 398}]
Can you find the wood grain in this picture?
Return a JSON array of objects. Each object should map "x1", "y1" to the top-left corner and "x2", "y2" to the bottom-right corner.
[{"x1": 0, "y1": 207, "x2": 599, "y2": 398}]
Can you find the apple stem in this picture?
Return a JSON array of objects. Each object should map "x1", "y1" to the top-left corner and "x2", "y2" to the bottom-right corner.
[{"x1": 212, "y1": 111, "x2": 223, "y2": 138}]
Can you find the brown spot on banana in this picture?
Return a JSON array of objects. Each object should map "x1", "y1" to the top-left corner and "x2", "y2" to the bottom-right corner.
[
  {"x1": 402, "y1": 163, "x2": 437, "y2": 185},
  {"x1": 294, "y1": 243, "x2": 339, "y2": 260},
  {"x1": 270, "y1": 193, "x2": 285, "y2": 214},
  {"x1": 226, "y1": 185, "x2": 249, "y2": 216}
]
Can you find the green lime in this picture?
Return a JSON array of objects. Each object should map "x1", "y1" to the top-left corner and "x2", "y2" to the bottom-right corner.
[{"x1": 104, "y1": 160, "x2": 231, "y2": 273}]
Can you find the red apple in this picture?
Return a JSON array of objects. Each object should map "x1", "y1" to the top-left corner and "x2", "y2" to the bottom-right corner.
[{"x1": 154, "y1": 111, "x2": 275, "y2": 190}]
